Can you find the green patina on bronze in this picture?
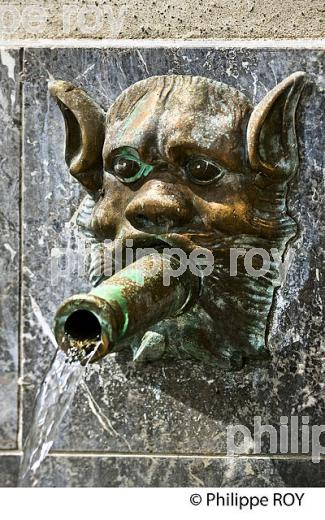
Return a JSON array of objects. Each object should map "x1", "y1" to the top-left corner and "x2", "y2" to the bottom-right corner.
[
  {"x1": 50, "y1": 72, "x2": 306, "y2": 368},
  {"x1": 114, "y1": 147, "x2": 154, "y2": 184},
  {"x1": 89, "y1": 264, "x2": 149, "y2": 339},
  {"x1": 91, "y1": 284, "x2": 129, "y2": 338},
  {"x1": 119, "y1": 268, "x2": 145, "y2": 286}
]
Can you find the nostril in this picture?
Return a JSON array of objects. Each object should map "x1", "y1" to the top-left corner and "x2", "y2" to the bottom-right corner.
[
  {"x1": 133, "y1": 213, "x2": 152, "y2": 228},
  {"x1": 133, "y1": 212, "x2": 172, "y2": 229}
]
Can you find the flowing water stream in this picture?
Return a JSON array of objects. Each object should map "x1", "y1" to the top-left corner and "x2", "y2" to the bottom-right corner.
[{"x1": 19, "y1": 341, "x2": 100, "y2": 487}]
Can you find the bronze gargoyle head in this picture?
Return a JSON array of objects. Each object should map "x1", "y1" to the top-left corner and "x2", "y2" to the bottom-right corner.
[{"x1": 51, "y1": 72, "x2": 306, "y2": 368}]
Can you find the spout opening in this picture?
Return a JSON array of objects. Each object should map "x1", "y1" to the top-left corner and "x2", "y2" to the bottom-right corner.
[{"x1": 64, "y1": 309, "x2": 101, "y2": 341}]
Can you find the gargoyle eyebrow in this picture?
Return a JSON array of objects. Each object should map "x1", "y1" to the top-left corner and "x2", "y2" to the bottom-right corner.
[{"x1": 164, "y1": 143, "x2": 228, "y2": 171}]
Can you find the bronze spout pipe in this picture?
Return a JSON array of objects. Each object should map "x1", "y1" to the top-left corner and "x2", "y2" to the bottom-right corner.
[{"x1": 54, "y1": 253, "x2": 200, "y2": 363}]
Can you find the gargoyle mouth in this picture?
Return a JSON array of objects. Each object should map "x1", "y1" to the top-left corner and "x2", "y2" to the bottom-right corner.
[
  {"x1": 88, "y1": 235, "x2": 177, "y2": 287},
  {"x1": 123, "y1": 232, "x2": 213, "y2": 260},
  {"x1": 87, "y1": 230, "x2": 216, "y2": 288},
  {"x1": 126, "y1": 236, "x2": 171, "y2": 253}
]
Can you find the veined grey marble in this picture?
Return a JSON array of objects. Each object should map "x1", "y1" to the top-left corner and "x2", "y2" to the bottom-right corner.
[
  {"x1": 22, "y1": 47, "x2": 324, "y2": 455},
  {"x1": 3, "y1": 455, "x2": 325, "y2": 487},
  {"x1": 0, "y1": 46, "x2": 324, "y2": 487},
  {"x1": 15, "y1": 456, "x2": 325, "y2": 487},
  {"x1": 0, "y1": 48, "x2": 21, "y2": 449},
  {"x1": 0, "y1": 456, "x2": 19, "y2": 486}
]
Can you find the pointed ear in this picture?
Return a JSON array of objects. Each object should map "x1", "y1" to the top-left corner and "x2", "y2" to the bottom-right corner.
[
  {"x1": 247, "y1": 72, "x2": 307, "y2": 181},
  {"x1": 49, "y1": 80, "x2": 105, "y2": 193}
]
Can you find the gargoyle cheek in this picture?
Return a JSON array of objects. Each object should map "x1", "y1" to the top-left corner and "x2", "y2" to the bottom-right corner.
[{"x1": 199, "y1": 201, "x2": 252, "y2": 234}]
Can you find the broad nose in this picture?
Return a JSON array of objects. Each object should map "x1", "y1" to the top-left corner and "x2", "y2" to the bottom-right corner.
[{"x1": 125, "y1": 181, "x2": 193, "y2": 232}]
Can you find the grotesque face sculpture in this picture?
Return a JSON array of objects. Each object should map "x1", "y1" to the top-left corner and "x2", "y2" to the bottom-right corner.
[{"x1": 51, "y1": 72, "x2": 306, "y2": 369}]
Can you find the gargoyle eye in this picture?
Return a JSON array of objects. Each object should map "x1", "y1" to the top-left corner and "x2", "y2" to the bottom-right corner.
[
  {"x1": 112, "y1": 156, "x2": 141, "y2": 182},
  {"x1": 186, "y1": 157, "x2": 224, "y2": 185},
  {"x1": 110, "y1": 147, "x2": 154, "y2": 184}
]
